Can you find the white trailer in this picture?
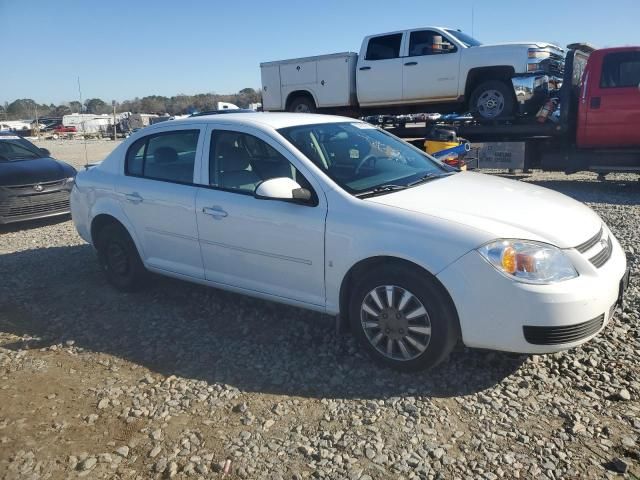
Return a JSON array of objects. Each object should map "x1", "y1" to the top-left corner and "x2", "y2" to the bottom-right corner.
[{"x1": 63, "y1": 114, "x2": 112, "y2": 134}]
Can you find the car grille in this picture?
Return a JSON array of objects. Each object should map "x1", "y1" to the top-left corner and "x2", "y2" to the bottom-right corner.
[
  {"x1": 523, "y1": 314, "x2": 604, "y2": 345},
  {"x1": 574, "y1": 225, "x2": 612, "y2": 268},
  {"x1": 0, "y1": 188, "x2": 70, "y2": 218}
]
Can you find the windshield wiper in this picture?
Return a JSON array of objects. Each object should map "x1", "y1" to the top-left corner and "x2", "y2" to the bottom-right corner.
[
  {"x1": 355, "y1": 184, "x2": 408, "y2": 198},
  {"x1": 407, "y1": 172, "x2": 453, "y2": 187}
]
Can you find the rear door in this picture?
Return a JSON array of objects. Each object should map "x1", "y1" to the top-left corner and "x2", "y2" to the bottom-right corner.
[
  {"x1": 402, "y1": 29, "x2": 461, "y2": 101},
  {"x1": 116, "y1": 125, "x2": 205, "y2": 278},
  {"x1": 356, "y1": 33, "x2": 405, "y2": 105},
  {"x1": 581, "y1": 49, "x2": 640, "y2": 147}
]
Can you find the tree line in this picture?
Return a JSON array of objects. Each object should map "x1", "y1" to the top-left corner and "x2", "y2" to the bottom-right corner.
[{"x1": 0, "y1": 88, "x2": 262, "y2": 120}]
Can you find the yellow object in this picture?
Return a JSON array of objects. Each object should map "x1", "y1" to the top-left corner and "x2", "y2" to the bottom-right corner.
[
  {"x1": 424, "y1": 139, "x2": 459, "y2": 155},
  {"x1": 501, "y1": 246, "x2": 517, "y2": 274}
]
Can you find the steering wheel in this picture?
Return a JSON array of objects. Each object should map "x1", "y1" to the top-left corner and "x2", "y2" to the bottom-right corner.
[{"x1": 354, "y1": 153, "x2": 378, "y2": 175}]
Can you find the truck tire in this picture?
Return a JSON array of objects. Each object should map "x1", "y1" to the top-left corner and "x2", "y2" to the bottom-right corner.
[
  {"x1": 469, "y1": 80, "x2": 515, "y2": 120},
  {"x1": 288, "y1": 95, "x2": 316, "y2": 114}
]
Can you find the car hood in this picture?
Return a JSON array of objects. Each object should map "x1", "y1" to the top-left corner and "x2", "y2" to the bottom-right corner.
[
  {"x1": 0, "y1": 157, "x2": 76, "y2": 187},
  {"x1": 477, "y1": 41, "x2": 563, "y2": 50},
  {"x1": 365, "y1": 172, "x2": 601, "y2": 249}
]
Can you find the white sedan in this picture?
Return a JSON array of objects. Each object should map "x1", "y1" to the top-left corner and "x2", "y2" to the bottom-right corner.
[{"x1": 71, "y1": 113, "x2": 629, "y2": 371}]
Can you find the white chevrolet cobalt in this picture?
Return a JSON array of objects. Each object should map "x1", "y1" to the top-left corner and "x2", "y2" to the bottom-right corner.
[{"x1": 71, "y1": 113, "x2": 629, "y2": 371}]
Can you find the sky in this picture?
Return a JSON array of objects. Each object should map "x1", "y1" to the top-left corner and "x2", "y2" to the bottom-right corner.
[{"x1": 1, "y1": 0, "x2": 639, "y2": 105}]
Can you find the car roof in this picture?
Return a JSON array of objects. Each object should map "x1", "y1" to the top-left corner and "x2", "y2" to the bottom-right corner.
[{"x1": 151, "y1": 112, "x2": 359, "y2": 131}]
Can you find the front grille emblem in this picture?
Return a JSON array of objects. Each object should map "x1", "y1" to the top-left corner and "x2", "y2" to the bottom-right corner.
[{"x1": 33, "y1": 184, "x2": 44, "y2": 192}]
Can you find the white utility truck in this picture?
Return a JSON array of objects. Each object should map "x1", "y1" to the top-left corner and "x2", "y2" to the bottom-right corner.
[{"x1": 260, "y1": 27, "x2": 564, "y2": 120}]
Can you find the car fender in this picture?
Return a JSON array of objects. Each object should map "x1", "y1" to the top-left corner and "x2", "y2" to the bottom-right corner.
[{"x1": 89, "y1": 195, "x2": 146, "y2": 259}]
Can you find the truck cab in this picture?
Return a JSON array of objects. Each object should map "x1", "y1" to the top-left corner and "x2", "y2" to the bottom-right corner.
[
  {"x1": 356, "y1": 27, "x2": 563, "y2": 119},
  {"x1": 576, "y1": 47, "x2": 640, "y2": 148}
]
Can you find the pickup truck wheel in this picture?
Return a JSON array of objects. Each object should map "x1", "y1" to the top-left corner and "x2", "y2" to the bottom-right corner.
[
  {"x1": 96, "y1": 223, "x2": 147, "y2": 292},
  {"x1": 470, "y1": 80, "x2": 515, "y2": 120},
  {"x1": 348, "y1": 265, "x2": 459, "y2": 371},
  {"x1": 288, "y1": 96, "x2": 316, "y2": 114}
]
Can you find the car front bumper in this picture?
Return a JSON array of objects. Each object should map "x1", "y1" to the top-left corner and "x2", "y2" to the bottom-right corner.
[
  {"x1": 0, "y1": 182, "x2": 71, "y2": 224},
  {"x1": 511, "y1": 74, "x2": 562, "y2": 114},
  {"x1": 437, "y1": 227, "x2": 628, "y2": 354}
]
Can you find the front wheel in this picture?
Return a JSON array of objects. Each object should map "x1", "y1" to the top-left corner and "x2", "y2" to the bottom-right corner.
[
  {"x1": 348, "y1": 265, "x2": 459, "y2": 371},
  {"x1": 469, "y1": 80, "x2": 516, "y2": 120}
]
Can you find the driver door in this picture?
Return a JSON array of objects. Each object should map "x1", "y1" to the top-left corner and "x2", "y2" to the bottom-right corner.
[{"x1": 195, "y1": 125, "x2": 327, "y2": 307}]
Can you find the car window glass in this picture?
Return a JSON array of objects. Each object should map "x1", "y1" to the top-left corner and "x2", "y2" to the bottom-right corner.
[
  {"x1": 0, "y1": 139, "x2": 41, "y2": 161},
  {"x1": 125, "y1": 138, "x2": 146, "y2": 176},
  {"x1": 409, "y1": 30, "x2": 457, "y2": 56},
  {"x1": 125, "y1": 130, "x2": 199, "y2": 183},
  {"x1": 279, "y1": 122, "x2": 448, "y2": 194},
  {"x1": 601, "y1": 51, "x2": 640, "y2": 88},
  {"x1": 209, "y1": 130, "x2": 310, "y2": 194},
  {"x1": 365, "y1": 34, "x2": 403, "y2": 61}
]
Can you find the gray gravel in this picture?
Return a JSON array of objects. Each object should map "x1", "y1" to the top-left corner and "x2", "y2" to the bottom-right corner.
[{"x1": 0, "y1": 142, "x2": 639, "y2": 480}]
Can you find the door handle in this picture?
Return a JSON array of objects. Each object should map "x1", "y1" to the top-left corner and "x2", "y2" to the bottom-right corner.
[
  {"x1": 202, "y1": 206, "x2": 228, "y2": 218},
  {"x1": 359, "y1": 66, "x2": 371, "y2": 71},
  {"x1": 124, "y1": 192, "x2": 143, "y2": 204},
  {"x1": 590, "y1": 97, "x2": 601, "y2": 109},
  {"x1": 404, "y1": 61, "x2": 418, "y2": 66}
]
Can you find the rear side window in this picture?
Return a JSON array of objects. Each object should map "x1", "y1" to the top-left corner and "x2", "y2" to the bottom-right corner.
[
  {"x1": 600, "y1": 51, "x2": 640, "y2": 88},
  {"x1": 125, "y1": 130, "x2": 199, "y2": 184},
  {"x1": 365, "y1": 34, "x2": 403, "y2": 61}
]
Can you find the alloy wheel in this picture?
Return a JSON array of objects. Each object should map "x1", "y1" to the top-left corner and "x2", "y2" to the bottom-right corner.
[
  {"x1": 360, "y1": 285, "x2": 432, "y2": 361},
  {"x1": 476, "y1": 89, "x2": 505, "y2": 118}
]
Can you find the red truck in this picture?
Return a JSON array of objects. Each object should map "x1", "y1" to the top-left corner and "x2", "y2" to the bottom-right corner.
[{"x1": 400, "y1": 44, "x2": 640, "y2": 177}]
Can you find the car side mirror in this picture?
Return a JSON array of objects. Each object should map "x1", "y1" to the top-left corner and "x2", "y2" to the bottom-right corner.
[
  {"x1": 39, "y1": 148, "x2": 51, "y2": 157},
  {"x1": 255, "y1": 177, "x2": 311, "y2": 203}
]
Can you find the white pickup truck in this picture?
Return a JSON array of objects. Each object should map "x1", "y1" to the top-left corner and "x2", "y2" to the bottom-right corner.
[{"x1": 260, "y1": 27, "x2": 564, "y2": 120}]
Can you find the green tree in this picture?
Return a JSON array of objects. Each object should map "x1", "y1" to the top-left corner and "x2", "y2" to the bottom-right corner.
[
  {"x1": 68, "y1": 101, "x2": 83, "y2": 113},
  {"x1": 85, "y1": 98, "x2": 108, "y2": 114}
]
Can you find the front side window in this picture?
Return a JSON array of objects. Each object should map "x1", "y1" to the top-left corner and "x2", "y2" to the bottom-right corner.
[
  {"x1": 409, "y1": 31, "x2": 457, "y2": 56},
  {"x1": 125, "y1": 129, "x2": 199, "y2": 183},
  {"x1": 365, "y1": 34, "x2": 403, "y2": 61},
  {"x1": 210, "y1": 130, "x2": 309, "y2": 194},
  {"x1": 601, "y1": 51, "x2": 640, "y2": 88},
  {"x1": 278, "y1": 122, "x2": 452, "y2": 197}
]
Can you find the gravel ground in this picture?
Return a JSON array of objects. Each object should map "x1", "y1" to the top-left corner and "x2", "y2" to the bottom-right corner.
[{"x1": 0, "y1": 140, "x2": 639, "y2": 480}]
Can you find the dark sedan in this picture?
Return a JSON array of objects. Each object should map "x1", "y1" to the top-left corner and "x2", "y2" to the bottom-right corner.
[{"x1": 0, "y1": 134, "x2": 76, "y2": 224}]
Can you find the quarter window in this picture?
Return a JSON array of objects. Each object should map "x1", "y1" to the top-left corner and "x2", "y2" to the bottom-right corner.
[
  {"x1": 365, "y1": 34, "x2": 403, "y2": 61},
  {"x1": 409, "y1": 31, "x2": 457, "y2": 56},
  {"x1": 125, "y1": 130, "x2": 199, "y2": 183},
  {"x1": 600, "y1": 51, "x2": 640, "y2": 88}
]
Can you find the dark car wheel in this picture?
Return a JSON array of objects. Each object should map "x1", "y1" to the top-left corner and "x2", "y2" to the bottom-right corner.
[
  {"x1": 96, "y1": 223, "x2": 147, "y2": 292},
  {"x1": 349, "y1": 265, "x2": 459, "y2": 371},
  {"x1": 288, "y1": 96, "x2": 316, "y2": 113},
  {"x1": 469, "y1": 80, "x2": 516, "y2": 120}
]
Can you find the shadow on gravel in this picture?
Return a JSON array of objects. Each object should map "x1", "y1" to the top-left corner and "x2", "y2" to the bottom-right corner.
[
  {"x1": 0, "y1": 245, "x2": 525, "y2": 400},
  {"x1": 0, "y1": 214, "x2": 71, "y2": 234}
]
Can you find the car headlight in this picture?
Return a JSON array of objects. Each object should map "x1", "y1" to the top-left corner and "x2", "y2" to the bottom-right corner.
[
  {"x1": 64, "y1": 176, "x2": 75, "y2": 187},
  {"x1": 478, "y1": 240, "x2": 578, "y2": 284}
]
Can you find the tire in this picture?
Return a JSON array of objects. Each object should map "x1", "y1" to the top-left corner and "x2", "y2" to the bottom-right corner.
[
  {"x1": 95, "y1": 223, "x2": 147, "y2": 292},
  {"x1": 469, "y1": 80, "x2": 516, "y2": 120},
  {"x1": 288, "y1": 95, "x2": 316, "y2": 114},
  {"x1": 348, "y1": 264, "x2": 459, "y2": 371}
]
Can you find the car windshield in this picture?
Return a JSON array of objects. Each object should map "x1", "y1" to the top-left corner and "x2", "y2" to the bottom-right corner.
[
  {"x1": 0, "y1": 137, "x2": 43, "y2": 161},
  {"x1": 446, "y1": 29, "x2": 482, "y2": 47},
  {"x1": 278, "y1": 122, "x2": 453, "y2": 197}
]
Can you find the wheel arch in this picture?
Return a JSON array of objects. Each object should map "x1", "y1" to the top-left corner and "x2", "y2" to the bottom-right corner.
[
  {"x1": 464, "y1": 66, "x2": 516, "y2": 101},
  {"x1": 338, "y1": 255, "x2": 460, "y2": 334},
  {"x1": 89, "y1": 206, "x2": 145, "y2": 260},
  {"x1": 285, "y1": 90, "x2": 318, "y2": 111}
]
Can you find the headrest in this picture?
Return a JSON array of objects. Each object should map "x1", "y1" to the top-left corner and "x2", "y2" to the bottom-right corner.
[{"x1": 217, "y1": 141, "x2": 251, "y2": 171}]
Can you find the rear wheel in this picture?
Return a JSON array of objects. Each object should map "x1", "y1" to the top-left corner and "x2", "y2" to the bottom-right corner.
[
  {"x1": 348, "y1": 265, "x2": 459, "y2": 371},
  {"x1": 469, "y1": 80, "x2": 515, "y2": 120},
  {"x1": 288, "y1": 95, "x2": 316, "y2": 113},
  {"x1": 95, "y1": 223, "x2": 147, "y2": 292}
]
